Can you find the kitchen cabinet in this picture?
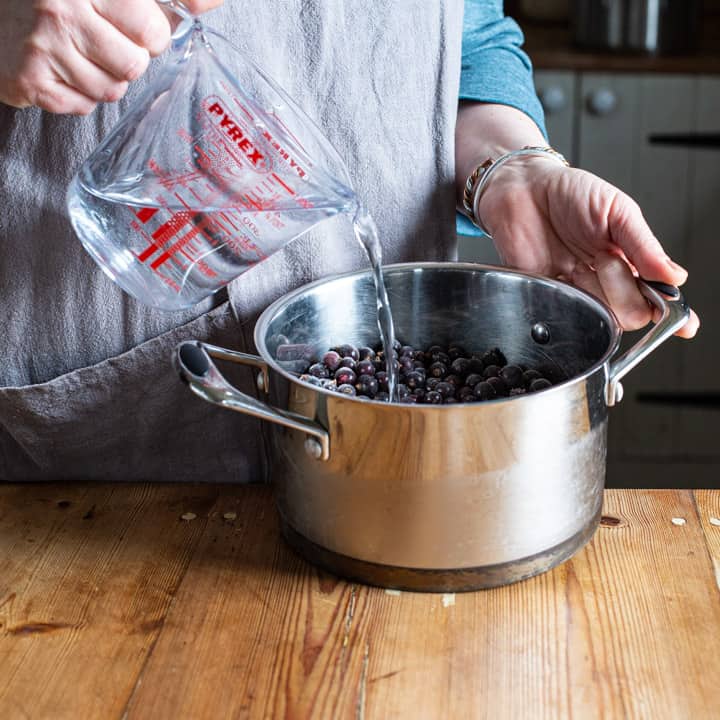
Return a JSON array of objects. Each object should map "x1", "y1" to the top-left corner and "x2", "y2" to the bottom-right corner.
[
  {"x1": 544, "y1": 71, "x2": 719, "y2": 485},
  {"x1": 459, "y1": 71, "x2": 720, "y2": 487},
  {"x1": 534, "y1": 70, "x2": 577, "y2": 163}
]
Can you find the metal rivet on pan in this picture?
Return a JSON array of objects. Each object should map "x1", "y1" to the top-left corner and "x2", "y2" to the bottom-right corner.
[
  {"x1": 531, "y1": 323, "x2": 550, "y2": 344},
  {"x1": 304, "y1": 438, "x2": 323, "y2": 460},
  {"x1": 614, "y1": 382, "x2": 624, "y2": 404},
  {"x1": 256, "y1": 372, "x2": 266, "y2": 392}
]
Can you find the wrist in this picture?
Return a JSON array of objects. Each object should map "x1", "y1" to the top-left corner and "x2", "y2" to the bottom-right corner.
[
  {"x1": 454, "y1": 102, "x2": 547, "y2": 205},
  {"x1": 461, "y1": 146, "x2": 569, "y2": 237}
]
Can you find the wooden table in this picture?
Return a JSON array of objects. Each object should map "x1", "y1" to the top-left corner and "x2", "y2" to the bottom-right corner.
[{"x1": 1, "y1": 484, "x2": 719, "y2": 719}]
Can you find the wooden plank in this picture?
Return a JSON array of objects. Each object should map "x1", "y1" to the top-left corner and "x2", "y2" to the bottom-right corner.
[
  {"x1": 694, "y1": 489, "x2": 720, "y2": 585},
  {"x1": 563, "y1": 489, "x2": 720, "y2": 718},
  {"x1": 362, "y1": 489, "x2": 720, "y2": 720},
  {"x1": 121, "y1": 484, "x2": 373, "y2": 719},
  {"x1": 123, "y1": 487, "x2": 720, "y2": 719},
  {"x1": 0, "y1": 483, "x2": 220, "y2": 720}
]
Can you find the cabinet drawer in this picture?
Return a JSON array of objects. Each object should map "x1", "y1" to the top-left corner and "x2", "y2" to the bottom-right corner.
[{"x1": 534, "y1": 70, "x2": 577, "y2": 162}]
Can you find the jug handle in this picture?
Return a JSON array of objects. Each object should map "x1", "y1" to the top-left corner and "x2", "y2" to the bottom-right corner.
[
  {"x1": 606, "y1": 280, "x2": 690, "y2": 407},
  {"x1": 174, "y1": 341, "x2": 330, "y2": 461}
]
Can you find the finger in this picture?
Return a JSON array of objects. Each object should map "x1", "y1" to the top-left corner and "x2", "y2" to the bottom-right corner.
[
  {"x1": 606, "y1": 189, "x2": 689, "y2": 287},
  {"x1": 183, "y1": 0, "x2": 225, "y2": 13},
  {"x1": 49, "y1": 46, "x2": 128, "y2": 103},
  {"x1": 673, "y1": 308, "x2": 700, "y2": 339},
  {"x1": 594, "y1": 251, "x2": 653, "y2": 331},
  {"x1": 577, "y1": 258, "x2": 700, "y2": 339},
  {"x1": 91, "y1": 0, "x2": 172, "y2": 57},
  {"x1": 573, "y1": 262, "x2": 700, "y2": 339},
  {"x1": 73, "y1": 12, "x2": 152, "y2": 82},
  {"x1": 32, "y1": 77, "x2": 97, "y2": 115},
  {"x1": 577, "y1": 255, "x2": 700, "y2": 339},
  {"x1": 641, "y1": 287, "x2": 700, "y2": 339},
  {"x1": 570, "y1": 263, "x2": 611, "y2": 306}
]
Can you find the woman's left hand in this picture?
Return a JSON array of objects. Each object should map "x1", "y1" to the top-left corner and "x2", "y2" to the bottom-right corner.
[{"x1": 477, "y1": 158, "x2": 700, "y2": 338}]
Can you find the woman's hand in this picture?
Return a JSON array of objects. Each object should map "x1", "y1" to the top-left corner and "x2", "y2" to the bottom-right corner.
[
  {"x1": 0, "y1": 0, "x2": 223, "y2": 115},
  {"x1": 477, "y1": 158, "x2": 699, "y2": 338},
  {"x1": 455, "y1": 102, "x2": 698, "y2": 339}
]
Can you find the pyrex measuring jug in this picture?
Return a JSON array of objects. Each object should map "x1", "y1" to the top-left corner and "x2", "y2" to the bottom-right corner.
[{"x1": 67, "y1": 8, "x2": 357, "y2": 311}]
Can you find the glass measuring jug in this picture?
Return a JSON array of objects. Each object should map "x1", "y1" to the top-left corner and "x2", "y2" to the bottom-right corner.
[{"x1": 67, "y1": 9, "x2": 358, "y2": 311}]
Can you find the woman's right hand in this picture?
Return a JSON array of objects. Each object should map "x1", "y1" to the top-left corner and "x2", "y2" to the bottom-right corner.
[{"x1": 0, "y1": 0, "x2": 223, "y2": 115}]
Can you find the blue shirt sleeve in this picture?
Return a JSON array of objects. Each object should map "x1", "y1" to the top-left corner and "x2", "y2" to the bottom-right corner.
[{"x1": 457, "y1": 0, "x2": 547, "y2": 237}]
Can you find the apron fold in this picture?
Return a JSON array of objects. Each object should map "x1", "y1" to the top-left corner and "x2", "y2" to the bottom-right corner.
[{"x1": 0, "y1": 302, "x2": 266, "y2": 481}]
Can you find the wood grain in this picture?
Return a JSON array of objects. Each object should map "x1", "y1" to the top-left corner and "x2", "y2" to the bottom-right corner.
[
  {"x1": 121, "y1": 485, "x2": 371, "y2": 719},
  {"x1": 694, "y1": 489, "x2": 720, "y2": 588},
  {"x1": 1, "y1": 485, "x2": 719, "y2": 720},
  {"x1": 0, "y1": 483, "x2": 219, "y2": 720}
]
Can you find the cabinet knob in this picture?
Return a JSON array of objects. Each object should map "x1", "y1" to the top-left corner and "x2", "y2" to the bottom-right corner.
[
  {"x1": 538, "y1": 86, "x2": 566, "y2": 114},
  {"x1": 586, "y1": 88, "x2": 618, "y2": 116}
]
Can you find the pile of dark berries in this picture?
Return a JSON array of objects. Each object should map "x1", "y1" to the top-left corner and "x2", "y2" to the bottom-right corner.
[{"x1": 298, "y1": 341, "x2": 557, "y2": 403}]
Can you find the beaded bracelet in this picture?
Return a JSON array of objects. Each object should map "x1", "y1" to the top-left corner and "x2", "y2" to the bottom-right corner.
[{"x1": 462, "y1": 145, "x2": 569, "y2": 237}]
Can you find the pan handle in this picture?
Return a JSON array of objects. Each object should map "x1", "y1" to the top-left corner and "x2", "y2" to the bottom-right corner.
[
  {"x1": 606, "y1": 281, "x2": 690, "y2": 406},
  {"x1": 173, "y1": 341, "x2": 330, "y2": 461}
]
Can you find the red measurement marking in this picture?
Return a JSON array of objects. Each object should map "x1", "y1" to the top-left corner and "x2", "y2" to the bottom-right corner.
[
  {"x1": 243, "y1": 194, "x2": 263, "y2": 211},
  {"x1": 212, "y1": 216, "x2": 230, "y2": 234},
  {"x1": 221, "y1": 212, "x2": 239, "y2": 230},
  {"x1": 152, "y1": 213, "x2": 193, "y2": 245},
  {"x1": 164, "y1": 225, "x2": 215, "y2": 270},
  {"x1": 135, "y1": 207, "x2": 159, "y2": 223},
  {"x1": 150, "y1": 250, "x2": 173, "y2": 270},
  {"x1": 152, "y1": 225, "x2": 202, "y2": 270},
  {"x1": 271, "y1": 173, "x2": 295, "y2": 196},
  {"x1": 137, "y1": 243, "x2": 160, "y2": 262},
  {"x1": 194, "y1": 145, "x2": 211, "y2": 164},
  {"x1": 135, "y1": 210, "x2": 195, "y2": 268}
]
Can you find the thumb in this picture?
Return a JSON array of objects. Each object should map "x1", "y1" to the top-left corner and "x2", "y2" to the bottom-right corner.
[{"x1": 606, "y1": 190, "x2": 688, "y2": 287}]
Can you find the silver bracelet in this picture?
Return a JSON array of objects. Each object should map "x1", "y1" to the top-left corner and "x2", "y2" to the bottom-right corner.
[{"x1": 463, "y1": 146, "x2": 569, "y2": 238}]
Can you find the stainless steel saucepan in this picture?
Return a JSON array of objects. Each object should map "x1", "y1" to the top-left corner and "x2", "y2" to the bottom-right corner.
[{"x1": 174, "y1": 263, "x2": 689, "y2": 591}]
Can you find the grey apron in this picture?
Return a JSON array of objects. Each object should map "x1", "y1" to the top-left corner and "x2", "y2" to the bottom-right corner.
[{"x1": 0, "y1": 1, "x2": 463, "y2": 481}]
